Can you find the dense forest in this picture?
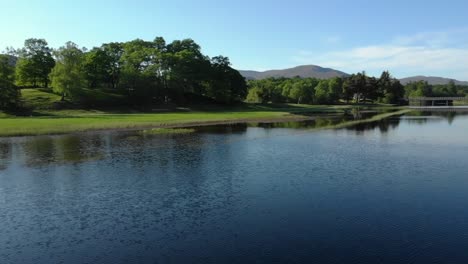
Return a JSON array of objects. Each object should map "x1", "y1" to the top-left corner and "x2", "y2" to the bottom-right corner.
[
  {"x1": 246, "y1": 71, "x2": 406, "y2": 104},
  {"x1": 246, "y1": 73, "x2": 468, "y2": 105},
  {"x1": 1, "y1": 38, "x2": 468, "y2": 111},
  {"x1": 404, "y1": 80, "x2": 468, "y2": 98},
  {"x1": 0, "y1": 38, "x2": 247, "y2": 110}
]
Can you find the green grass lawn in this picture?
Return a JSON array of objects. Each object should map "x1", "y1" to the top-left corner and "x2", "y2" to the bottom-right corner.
[
  {"x1": 0, "y1": 110, "x2": 311, "y2": 137},
  {"x1": 0, "y1": 89, "x2": 402, "y2": 137},
  {"x1": 21, "y1": 88, "x2": 63, "y2": 110}
]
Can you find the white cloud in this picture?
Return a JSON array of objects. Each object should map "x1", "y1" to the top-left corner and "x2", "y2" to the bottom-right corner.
[{"x1": 292, "y1": 30, "x2": 468, "y2": 80}]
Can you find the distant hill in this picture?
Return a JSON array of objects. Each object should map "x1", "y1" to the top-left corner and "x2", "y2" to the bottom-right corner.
[
  {"x1": 399, "y1": 76, "x2": 468, "y2": 86},
  {"x1": 239, "y1": 65, "x2": 349, "y2": 80}
]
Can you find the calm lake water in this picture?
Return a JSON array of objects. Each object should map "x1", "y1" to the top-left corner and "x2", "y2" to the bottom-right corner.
[{"x1": 1, "y1": 111, "x2": 468, "y2": 264}]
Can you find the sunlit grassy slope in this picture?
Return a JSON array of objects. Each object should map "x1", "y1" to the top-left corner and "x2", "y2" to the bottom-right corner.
[{"x1": 0, "y1": 89, "x2": 401, "y2": 137}]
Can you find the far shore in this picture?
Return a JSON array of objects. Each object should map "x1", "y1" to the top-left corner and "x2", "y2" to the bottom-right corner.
[{"x1": 0, "y1": 104, "x2": 406, "y2": 138}]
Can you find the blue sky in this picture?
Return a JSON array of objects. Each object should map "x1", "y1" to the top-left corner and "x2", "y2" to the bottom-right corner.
[{"x1": 1, "y1": 0, "x2": 468, "y2": 79}]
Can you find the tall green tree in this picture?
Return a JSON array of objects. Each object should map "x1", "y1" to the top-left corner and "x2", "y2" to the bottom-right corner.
[
  {"x1": 83, "y1": 47, "x2": 112, "y2": 88},
  {"x1": 363, "y1": 76, "x2": 380, "y2": 102},
  {"x1": 165, "y1": 39, "x2": 211, "y2": 101},
  {"x1": 405, "y1": 81, "x2": 432, "y2": 98},
  {"x1": 328, "y1": 77, "x2": 343, "y2": 103},
  {"x1": 102, "y1": 42, "x2": 124, "y2": 89},
  {"x1": 0, "y1": 55, "x2": 20, "y2": 109},
  {"x1": 49, "y1": 42, "x2": 86, "y2": 100},
  {"x1": 314, "y1": 80, "x2": 330, "y2": 104},
  {"x1": 15, "y1": 38, "x2": 55, "y2": 87},
  {"x1": 206, "y1": 56, "x2": 247, "y2": 103},
  {"x1": 378, "y1": 71, "x2": 404, "y2": 104},
  {"x1": 119, "y1": 39, "x2": 157, "y2": 103}
]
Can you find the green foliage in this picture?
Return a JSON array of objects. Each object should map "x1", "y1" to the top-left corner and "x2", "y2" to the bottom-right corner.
[
  {"x1": 11, "y1": 37, "x2": 247, "y2": 107},
  {"x1": 378, "y1": 71, "x2": 404, "y2": 104},
  {"x1": 246, "y1": 87, "x2": 266, "y2": 103},
  {"x1": 206, "y1": 56, "x2": 247, "y2": 103},
  {"x1": 314, "y1": 78, "x2": 343, "y2": 104},
  {"x1": 314, "y1": 80, "x2": 330, "y2": 104},
  {"x1": 15, "y1": 38, "x2": 55, "y2": 88},
  {"x1": 328, "y1": 77, "x2": 343, "y2": 103},
  {"x1": 404, "y1": 81, "x2": 432, "y2": 97},
  {"x1": 8, "y1": 37, "x2": 414, "y2": 110},
  {"x1": 83, "y1": 47, "x2": 114, "y2": 88},
  {"x1": 0, "y1": 55, "x2": 20, "y2": 109},
  {"x1": 404, "y1": 80, "x2": 468, "y2": 98},
  {"x1": 79, "y1": 37, "x2": 245, "y2": 105},
  {"x1": 49, "y1": 42, "x2": 86, "y2": 100},
  {"x1": 247, "y1": 77, "x2": 318, "y2": 104},
  {"x1": 247, "y1": 72, "x2": 404, "y2": 105}
]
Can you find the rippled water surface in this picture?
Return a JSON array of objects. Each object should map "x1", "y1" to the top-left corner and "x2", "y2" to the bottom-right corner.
[{"x1": 1, "y1": 111, "x2": 468, "y2": 263}]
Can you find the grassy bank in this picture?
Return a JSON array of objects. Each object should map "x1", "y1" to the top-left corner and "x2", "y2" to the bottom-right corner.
[
  {"x1": 0, "y1": 108, "x2": 334, "y2": 137},
  {"x1": 0, "y1": 89, "x2": 403, "y2": 137}
]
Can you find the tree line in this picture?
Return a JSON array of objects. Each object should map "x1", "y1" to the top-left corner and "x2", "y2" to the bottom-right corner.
[
  {"x1": 404, "y1": 80, "x2": 468, "y2": 98},
  {"x1": 0, "y1": 55, "x2": 20, "y2": 110},
  {"x1": 0, "y1": 37, "x2": 247, "y2": 110},
  {"x1": 2, "y1": 38, "x2": 468, "y2": 111},
  {"x1": 246, "y1": 71, "x2": 406, "y2": 104}
]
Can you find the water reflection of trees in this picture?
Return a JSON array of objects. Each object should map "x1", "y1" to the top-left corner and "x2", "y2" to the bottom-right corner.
[
  {"x1": 250, "y1": 110, "x2": 399, "y2": 133},
  {"x1": 194, "y1": 124, "x2": 248, "y2": 134},
  {"x1": 346, "y1": 118, "x2": 400, "y2": 134},
  {"x1": 0, "y1": 141, "x2": 12, "y2": 170},
  {"x1": 3, "y1": 129, "x2": 241, "y2": 170},
  {"x1": 4, "y1": 110, "x2": 468, "y2": 170},
  {"x1": 405, "y1": 111, "x2": 468, "y2": 125},
  {"x1": 1, "y1": 131, "x2": 239, "y2": 258},
  {"x1": 251, "y1": 116, "x2": 353, "y2": 130},
  {"x1": 20, "y1": 134, "x2": 106, "y2": 167}
]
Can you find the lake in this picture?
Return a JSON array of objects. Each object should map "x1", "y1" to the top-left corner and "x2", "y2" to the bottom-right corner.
[{"x1": 1, "y1": 110, "x2": 468, "y2": 263}]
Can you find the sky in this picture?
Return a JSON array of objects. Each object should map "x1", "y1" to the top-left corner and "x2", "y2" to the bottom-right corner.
[{"x1": 1, "y1": 0, "x2": 468, "y2": 79}]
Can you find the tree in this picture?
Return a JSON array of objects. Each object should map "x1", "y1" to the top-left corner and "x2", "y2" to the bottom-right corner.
[
  {"x1": 405, "y1": 81, "x2": 432, "y2": 98},
  {"x1": 363, "y1": 76, "x2": 380, "y2": 103},
  {"x1": 343, "y1": 73, "x2": 366, "y2": 103},
  {"x1": 447, "y1": 80, "x2": 457, "y2": 95},
  {"x1": 378, "y1": 71, "x2": 404, "y2": 104},
  {"x1": 15, "y1": 38, "x2": 55, "y2": 87},
  {"x1": 165, "y1": 39, "x2": 211, "y2": 102},
  {"x1": 0, "y1": 55, "x2": 20, "y2": 109},
  {"x1": 49, "y1": 42, "x2": 86, "y2": 100},
  {"x1": 246, "y1": 86, "x2": 267, "y2": 103},
  {"x1": 102, "y1": 42, "x2": 124, "y2": 89},
  {"x1": 206, "y1": 56, "x2": 247, "y2": 103},
  {"x1": 314, "y1": 80, "x2": 330, "y2": 104},
  {"x1": 289, "y1": 84, "x2": 305, "y2": 104},
  {"x1": 83, "y1": 47, "x2": 112, "y2": 88},
  {"x1": 119, "y1": 39, "x2": 158, "y2": 103},
  {"x1": 328, "y1": 77, "x2": 343, "y2": 103},
  {"x1": 342, "y1": 79, "x2": 354, "y2": 103}
]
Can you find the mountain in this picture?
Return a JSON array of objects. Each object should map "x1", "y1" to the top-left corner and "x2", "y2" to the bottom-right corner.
[
  {"x1": 399, "y1": 76, "x2": 468, "y2": 86},
  {"x1": 239, "y1": 65, "x2": 349, "y2": 80}
]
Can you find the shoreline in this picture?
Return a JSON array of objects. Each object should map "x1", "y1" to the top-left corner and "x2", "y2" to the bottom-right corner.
[
  {"x1": 0, "y1": 114, "x2": 327, "y2": 138},
  {"x1": 0, "y1": 105, "x2": 404, "y2": 138}
]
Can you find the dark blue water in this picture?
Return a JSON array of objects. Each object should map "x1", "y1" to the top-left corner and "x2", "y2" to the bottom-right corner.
[{"x1": 1, "y1": 111, "x2": 468, "y2": 263}]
